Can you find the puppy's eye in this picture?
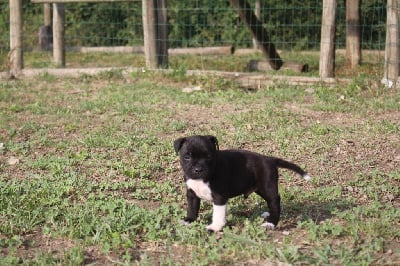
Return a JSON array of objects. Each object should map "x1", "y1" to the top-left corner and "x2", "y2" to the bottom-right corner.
[{"x1": 183, "y1": 155, "x2": 191, "y2": 160}]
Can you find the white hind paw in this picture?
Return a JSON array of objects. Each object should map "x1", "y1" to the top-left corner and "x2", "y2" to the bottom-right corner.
[{"x1": 261, "y1": 222, "x2": 275, "y2": 230}]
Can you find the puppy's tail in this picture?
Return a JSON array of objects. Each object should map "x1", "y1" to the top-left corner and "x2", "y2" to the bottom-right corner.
[{"x1": 276, "y1": 159, "x2": 311, "y2": 181}]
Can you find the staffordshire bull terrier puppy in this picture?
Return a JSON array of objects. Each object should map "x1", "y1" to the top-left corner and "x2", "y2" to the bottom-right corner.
[{"x1": 174, "y1": 135, "x2": 310, "y2": 232}]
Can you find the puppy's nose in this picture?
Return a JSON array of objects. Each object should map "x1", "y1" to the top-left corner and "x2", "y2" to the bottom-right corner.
[{"x1": 193, "y1": 167, "x2": 203, "y2": 174}]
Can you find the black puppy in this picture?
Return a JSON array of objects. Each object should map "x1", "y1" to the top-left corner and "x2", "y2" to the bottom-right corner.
[{"x1": 174, "y1": 135, "x2": 310, "y2": 232}]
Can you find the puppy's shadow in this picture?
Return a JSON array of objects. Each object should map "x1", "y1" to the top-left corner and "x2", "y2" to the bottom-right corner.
[{"x1": 229, "y1": 194, "x2": 356, "y2": 230}]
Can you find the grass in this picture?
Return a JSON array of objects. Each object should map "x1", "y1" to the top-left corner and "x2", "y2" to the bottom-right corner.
[{"x1": 0, "y1": 70, "x2": 399, "y2": 265}]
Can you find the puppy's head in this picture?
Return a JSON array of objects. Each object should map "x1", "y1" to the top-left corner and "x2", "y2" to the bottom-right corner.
[{"x1": 174, "y1": 135, "x2": 219, "y2": 180}]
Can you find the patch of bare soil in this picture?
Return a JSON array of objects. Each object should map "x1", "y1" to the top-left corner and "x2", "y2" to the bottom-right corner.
[
  {"x1": 285, "y1": 103, "x2": 400, "y2": 177},
  {"x1": 1, "y1": 229, "x2": 133, "y2": 265},
  {"x1": 170, "y1": 102, "x2": 247, "y2": 129},
  {"x1": 284, "y1": 102, "x2": 361, "y2": 127},
  {"x1": 286, "y1": 102, "x2": 400, "y2": 127}
]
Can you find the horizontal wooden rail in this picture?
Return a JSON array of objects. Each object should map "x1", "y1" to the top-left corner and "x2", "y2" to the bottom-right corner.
[
  {"x1": 31, "y1": 0, "x2": 139, "y2": 3},
  {"x1": 169, "y1": 46, "x2": 234, "y2": 56}
]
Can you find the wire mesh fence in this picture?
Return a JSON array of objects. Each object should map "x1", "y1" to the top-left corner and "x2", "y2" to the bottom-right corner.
[{"x1": 0, "y1": 0, "x2": 392, "y2": 80}]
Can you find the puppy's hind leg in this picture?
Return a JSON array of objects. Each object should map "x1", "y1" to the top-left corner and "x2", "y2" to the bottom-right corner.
[
  {"x1": 256, "y1": 185, "x2": 281, "y2": 230},
  {"x1": 260, "y1": 194, "x2": 280, "y2": 230}
]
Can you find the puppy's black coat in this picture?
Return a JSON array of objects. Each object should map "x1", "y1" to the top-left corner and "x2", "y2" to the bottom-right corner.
[{"x1": 174, "y1": 135, "x2": 309, "y2": 230}]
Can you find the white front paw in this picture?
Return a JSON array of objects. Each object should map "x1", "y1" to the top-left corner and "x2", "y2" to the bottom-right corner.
[
  {"x1": 261, "y1": 212, "x2": 270, "y2": 219},
  {"x1": 180, "y1": 219, "x2": 191, "y2": 226},
  {"x1": 206, "y1": 223, "x2": 224, "y2": 232}
]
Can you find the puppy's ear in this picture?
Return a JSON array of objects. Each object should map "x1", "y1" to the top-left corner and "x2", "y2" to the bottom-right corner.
[
  {"x1": 173, "y1": 137, "x2": 186, "y2": 154},
  {"x1": 207, "y1": 135, "x2": 219, "y2": 151}
]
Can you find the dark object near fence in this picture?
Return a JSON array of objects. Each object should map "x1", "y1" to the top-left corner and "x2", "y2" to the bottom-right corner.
[
  {"x1": 229, "y1": 0, "x2": 283, "y2": 70},
  {"x1": 38, "y1": 25, "x2": 53, "y2": 51},
  {"x1": 248, "y1": 60, "x2": 308, "y2": 73}
]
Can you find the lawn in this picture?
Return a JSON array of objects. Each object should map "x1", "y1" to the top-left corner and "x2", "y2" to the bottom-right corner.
[{"x1": 0, "y1": 69, "x2": 399, "y2": 265}]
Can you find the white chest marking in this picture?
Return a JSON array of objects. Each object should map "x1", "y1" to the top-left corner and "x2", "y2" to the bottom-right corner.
[{"x1": 186, "y1": 179, "x2": 213, "y2": 201}]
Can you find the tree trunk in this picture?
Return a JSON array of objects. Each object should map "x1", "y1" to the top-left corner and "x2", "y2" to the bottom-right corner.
[{"x1": 230, "y1": 0, "x2": 282, "y2": 70}]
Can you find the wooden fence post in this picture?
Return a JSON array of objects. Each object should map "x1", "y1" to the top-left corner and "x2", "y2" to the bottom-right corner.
[
  {"x1": 9, "y1": 0, "x2": 24, "y2": 73},
  {"x1": 53, "y1": 3, "x2": 65, "y2": 67},
  {"x1": 142, "y1": 0, "x2": 157, "y2": 68},
  {"x1": 319, "y1": 0, "x2": 337, "y2": 78},
  {"x1": 252, "y1": 0, "x2": 261, "y2": 49},
  {"x1": 346, "y1": 0, "x2": 361, "y2": 68},
  {"x1": 156, "y1": 0, "x2": 168, "y2": 67},
  {"x1": 44, "y1": 3, "x2": 52, "y2": 26},
  {"x1": 384, "y1": 0, "x2": 399, "y2": 88},
  {"x1": 142, "y1": 0, "x2": 168, "y2": 69}
]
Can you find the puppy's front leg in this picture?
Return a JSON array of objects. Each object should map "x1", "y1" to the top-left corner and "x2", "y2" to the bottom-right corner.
[
  {"x1": 182, "y1": 189, "x2": 200, "y2": 224},
  {"x1": 206, "y1": 204, "x2": 227, "y2": 232}
]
